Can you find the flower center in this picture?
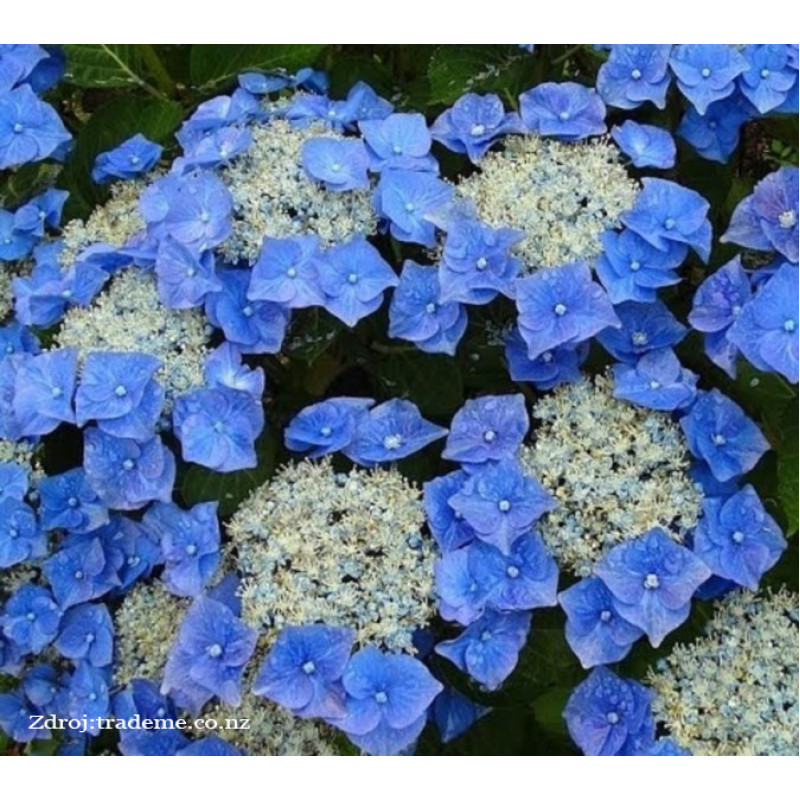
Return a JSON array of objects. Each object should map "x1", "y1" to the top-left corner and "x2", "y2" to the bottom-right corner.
[
  {"x1": 302, "y1": 660, "x2": 316, "y2": 675},
  {"x1": 600, "y1": 610, "x2": 612, "y2": 623},
  {"x1": 498, "y1": 499, "x2": 511, "y2": 512},
  {"x1": 701, "y1": 67, "x2": 711, "y2": 78},
  {"x1": 643, "y1": 573, "x2": 660, "y2": 590},
  {"x1": 779, "y1": 210, "x2": 796, "y2": 229},
  {"x1": 554, "y1": 303, "x2": 567, "y2": 316},
  {"x1": 506, "y1": 565, "x2": 520, "y2": 578},
  {"x1": 630, "y1": 69, "x2": 642, "y2": 80},
  {"x1": 732, "y1": 530, "x2": 745, "y2": 544},
  {"x1": 483, "y1": 430, "x2": 496, "y2": 443},
  {"x1": 207, "y1": 643, "x2": 223, "y2": 658},
  {"x1": 784, "y1": 319, "x2": 796, "y2": 332},
  {"x1": 374, "y1": 691, "x2": 388, "y2": 704},
  {"x1": 606, "y1": 711, "x2": 619, "y2": 724},
  {"x1": 629, "y1": 260, "x2": 640, "y2": 272},
  {"x1": 383, "y1": 434, "x2": 403, "y2": 450},
  {"x1": 122, "y1": 459, "x2": 135, "y2": 471}
]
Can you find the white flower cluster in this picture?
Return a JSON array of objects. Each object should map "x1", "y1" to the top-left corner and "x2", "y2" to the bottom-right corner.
[
  {"x1": 648, "y1": 589, "x2": 799, "y2": 756},
  {"x1": 114, "y1": 581, "x2": 190, "y2": 686},
  {"x1": 0, "y1": 438, "x2": 38, "y2": 470},
  {"x1": 0, "y1": 269, "x2": 13, "y2": 322},
  {"x1": 59, "y1": 180, "x2": 147, "y2": 267},
  {"x1": 54, "y1": 267, "x2": 209, "y2": 403},
  {"x1": 229, "y1": 458, "x2": 436, "y2": 653},
  {"x1": 519, "y1": 374, "x2": 702, "y2": 575},
  {"x1": 218, "y1": 117, "x2": 378, "y2": 263},
  {"x1": 204, "y1": 673, "x2": 337, "y2": 756},
  {"x1": 114, "y1": 581, "x2": 333, "y2": 755},
  {"x1": 456, "y1": 136, "x2": 639, "y2": 272}
]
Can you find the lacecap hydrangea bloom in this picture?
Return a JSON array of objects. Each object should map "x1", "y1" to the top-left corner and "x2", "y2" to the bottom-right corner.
[{"x1": 646, "y1": 589, "x2": 798, "y2": 755}]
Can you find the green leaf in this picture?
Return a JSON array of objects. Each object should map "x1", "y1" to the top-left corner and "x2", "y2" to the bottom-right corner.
[
  {"x1": 0, "y1": 161, "x2": 62, "y2": 209},
  {"x1": 62, "y1": 45, "x2": 151, "y2": 90},
  {"x1": 427, "y1": 44, "x2": 527, "y2": 105},
  {"x1": 58, "y1": 95, "x2": 184, "y2": 219},
  {"x1": 189, "y1": 45, "x2": 328, "y2": 89},
  {"x1": 375, "y1": 352, "x2": 464, "y2": 416},
  {"x1": 777, "y1": 405, "x2": 799, "y2": 535},
  {"x1": 180, "y1": 428, "x2": 278, "y2": 518}
]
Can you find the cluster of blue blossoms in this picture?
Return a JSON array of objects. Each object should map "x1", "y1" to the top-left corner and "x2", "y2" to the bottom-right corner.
[{"x1": 1, "y1": 43, "x2": 798, "y2": 756}]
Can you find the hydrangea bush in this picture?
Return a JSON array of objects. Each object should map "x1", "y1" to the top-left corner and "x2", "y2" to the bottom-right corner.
[{"x1": 1, "y1": 43, "x2": 797, "y2": 757}]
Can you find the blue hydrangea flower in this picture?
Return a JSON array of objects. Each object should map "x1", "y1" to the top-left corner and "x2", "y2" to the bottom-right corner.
[
  {"x1": 154, "y1": 236, "x2": 221, "y2": 310},
  {"x1": 248, "y1": 234, "x2": 325, "y2": 309},
  {"x1": 519, "y1": 82, "x2": 606, "y2": 140},
  {"x1": 388, "y1": 261, "x2": 467, "y2": 355},
  {"x1": 301, "y1": 137, "x2": 370, "y2": 191},
  {"x1": 620, "y1": 178, "x2": 712, "y2": 262},
  {"x1": 423, "y1": 470, "x2": 477, "y2": 553},
  {"x1": 559, "y1": 576, "x2": 644, "y2": 669},
  {"x1": 53, "y1": 603, "x2": 113, "y2": 667},
  {"x1": 315, "y1": 236, "x2": 398, "y2": 327},
  {"x1": 65, "y1": 662, "x2": 109, "y2": 736},
  {"x1": 432, "y1": 687, "x2": 490, "y2": 744},
  {"x1": 728, "y1": 263, "x2": 799, "y2": 383},
  {"x1": 0, "y1": 689, "x2": 49, "y2": 743},
  {"x1": 435, "y1": 547, "x2": 489, "y2": 625},
  {"x1": 144, "y1": 501, "x2": 220, "y2": 597},
  {"x1": 83, "y1": 428, "x2": 175, "y2": 510},
  {"x1": 203, "y1": 342, "x2": 265, "y2": 399},
  {"x1": 438, "y1": 218, "x2": 522, "y2": 305},
  {"x1": 12, "y1": 248, "x2": 107, "y2": 327},
  {"x1": 435, "y1": 609, "x2": 531, "y2": 691},
  {"x1": 738, "y1": 44, "x2": 797, "y2": 114},
  {"x1": 677, "y1": 95, "x2": 752, "y2": 164},
  {"x1": 0, "y1": 208, "x2": 38, "y2": 261},
  {"x1": 162, "y1": 596, "x2": 256, "y2": 713},
  {"x1": 594, "y1": 528, "x2": 711, "y2": 646},
  {"x1": 335, "y1": 646, "x2": 442, "y2": 756},
  {"x1": 564, "y1": 667, "x2": 654, "y2": 756},
  {"x1": 505, "y1": 328, "x2": 588, "y2": 390},
  {"x1": 680, "y1": 389, "x2": 770, "y2": 482},
  {"x1": 722, "y1": 167, "x2": 798, "y2": 263},
  {"x1": 669, "y1": 45, "x2": 749, "y2": 114},
  {"x1": 110, "y1": 516, "x2": 162, "y2": 591},
  {"x1": 688, "y1": 256, "x2": 752, "y2": 377},
  {"x1": 0, "y1": 498, "x2": 44, "y2": 569},
  {"x1": 205, "y1": 267, "x2": 289, "y2": 354},
  {"x1": 0, "y1": 463, "x2": 27, "y2": 503},
  {"x1": 284, "y1": 396, "x2": 373, "y2": 457},
  {"x1": 442, "y1": 394, "x2": 528, "y2": 466},
  {"x1": 516, "y1": 261, "x2": 620, "y2": 361},
  {"x1": 430, "y1": 93, "x2": 522, "y2": 162},
  {"x1": 75, "y1": 351, "x2": 161, "y2": 428},
  {"x1": 597, "y1": 300, "x2": 687, "y2": 363},
  {"x1": 26, "y1": 187, "x2": 68, "y2": 230},
  {"x1": 178, "y1": 125, "x2": 252, "y2": 171},
  {"x1": 43, "y1": 535, "x2": 121, "y2": 609},
  {"x1": 140, "y1": 171, "x2": 233, "y2": 252},
  {"x1": 115, "y1": 678, "x2": 188, "y2": 756},
  {"x1": 21, "y1": 663, "x2": 60, "y2": 713},
  {"x1": 91, "y1": 133, "x2": 162, "y2": 183},
  {"x1": 595, "y1": 229, "x2": 686, "y2": 305},
  {"x1": 253, "y1": 624, "x2": 355, "y2": 719},
  {"x1": 612, "y1": 348, "x2": 698, "y2": 411},
  {"x1": 448, "y1": 459, "x2": 555, "y2": 553},
  {"x1": 596, "y1": 45, "x2": 672, "y2": 109},
  {"x1": 0, "y1": 84, "x2": 71, "y2": 169},
  {"x1": 693, "y1": 484, "x2": 786, "y2": 590},
  {"x1": 173, "y1": 386, "x2": 264, "y2": 473},
  {"x1": 468, "y1": 533, "x2": 559, "y2": 612},
  {"x1": 286, "y1": 82, "x2": 392, "y2": 131},
  {"x1": 1, "y1": 44, "x2": 52, "y2": 91},
  {"x1": 0, "y1": 320, "x2": 39, "y2": 360},
  {"x1": 344, "y1": 398, "x2": 447, "y2": 466},
  {"x1": 374, "y1": 170, "x2": 452, "y2": 247},
  {"x1": 1, "y1": 584, "x2": 61, "y2": 655},
  {"x1": 611, "y1": 121, "x2": 676, "y2": 169},
  {"x1": 12, "y1": 348, "x2": 77, "y2": 436},
  {"x1": 176, "y1": 89, "x2": 260, "y2": 144},
  {"x1": 38, "y1": 468, "x2": 109, "y2": 535},
  {"x1": 359, "y1": 112, "x2": 436, "y2": 172}
]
